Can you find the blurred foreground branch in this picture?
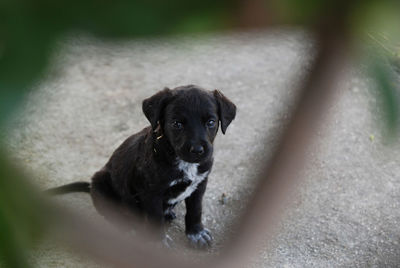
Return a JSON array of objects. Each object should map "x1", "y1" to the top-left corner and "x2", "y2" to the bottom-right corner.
[{"x1": 219, "y1": 26, "x2": 350, "y2": 268}]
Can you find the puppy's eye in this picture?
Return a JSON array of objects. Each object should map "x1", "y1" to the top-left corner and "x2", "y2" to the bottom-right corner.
[
  {"x1": 206, "y1": 119, "x2": 216, "y2": 128},
  {"x1": 172, "y1": 121, "x2": 183, "y2": 129}
]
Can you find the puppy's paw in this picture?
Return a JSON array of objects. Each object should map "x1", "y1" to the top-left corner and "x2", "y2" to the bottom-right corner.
[{"x1": 187, "y1": 228, "x2": 213, "y2": 249}]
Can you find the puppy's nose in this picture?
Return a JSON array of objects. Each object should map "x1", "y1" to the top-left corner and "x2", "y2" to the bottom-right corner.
[{"x1": 190, "y1": 145, "x2": 204, "y2": 155}]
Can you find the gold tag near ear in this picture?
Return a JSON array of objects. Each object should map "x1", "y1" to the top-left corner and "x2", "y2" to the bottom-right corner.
[
  {"x1": 154, "y1": 121, "x2": 163, "y2": 140},
  {"x1": 154, "y1": 121, "x2": 161, "y2": 133}
]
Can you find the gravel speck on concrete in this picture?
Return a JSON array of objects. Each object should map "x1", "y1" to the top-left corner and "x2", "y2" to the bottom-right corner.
[{"x1": 6, "y1": 29, "x2": 400, "y2": 267}]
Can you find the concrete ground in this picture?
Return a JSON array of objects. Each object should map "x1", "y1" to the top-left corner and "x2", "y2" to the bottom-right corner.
[{"x1": 5, "y1": 28, "x2": 400, "y2": 267}]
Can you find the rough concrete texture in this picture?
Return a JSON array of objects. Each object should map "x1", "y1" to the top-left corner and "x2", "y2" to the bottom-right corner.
[{"x1": 5, "y1": 29, "x2": 400, "y2": 267}]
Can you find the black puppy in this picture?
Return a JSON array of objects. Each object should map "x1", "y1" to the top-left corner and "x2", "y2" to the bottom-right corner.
[{"x1": 48, "y1": 85, "x2": 236, "y2": 248}]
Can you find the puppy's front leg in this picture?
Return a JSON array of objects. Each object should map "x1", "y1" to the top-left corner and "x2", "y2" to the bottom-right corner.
[
  {"x1": 143, "y1": 196, "x2": 172, "y2": 247},
  {"x1": 185, "y1": 178, "x2": 213, "y2": 248}
]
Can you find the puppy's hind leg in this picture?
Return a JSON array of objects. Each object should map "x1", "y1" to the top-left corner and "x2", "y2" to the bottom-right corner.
[{"x1": 90, "y1": 170, "x2": 135, "y2": 231}]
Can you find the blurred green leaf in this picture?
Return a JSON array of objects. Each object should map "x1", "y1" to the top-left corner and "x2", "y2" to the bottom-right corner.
[
  {"x1": 273, "y1": 0, "x2": 335, "y2": 24},
  {"x1": 353, "y1": 0, "x2": 400, "y2": 57},
  {"x1": 0, "y1": 213, "x2": 30, "y2": 268},
  {"x1": 0, "y1": 152, "x2": 47, "y2": 268},
  {"x1": 368, "y1": 55, "x2": 400, "y2": 139}
]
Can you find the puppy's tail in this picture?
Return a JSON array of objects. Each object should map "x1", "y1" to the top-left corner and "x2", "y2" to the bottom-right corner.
[{"x1": 45, "y1": 181, "x2": 91, "y2": 196}]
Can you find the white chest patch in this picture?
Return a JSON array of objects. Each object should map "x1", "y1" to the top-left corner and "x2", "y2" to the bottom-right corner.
[{"x1": 167, "y1": 160, "x2": 209, "y2": 205}]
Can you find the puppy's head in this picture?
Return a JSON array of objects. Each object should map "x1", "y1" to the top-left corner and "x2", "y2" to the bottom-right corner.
[{"x1": 142, "y1": 85, "x2": 236, "y2": 163}]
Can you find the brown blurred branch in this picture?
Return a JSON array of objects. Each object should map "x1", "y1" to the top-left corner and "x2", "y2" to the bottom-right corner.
[
  {"x1": 52, "y1": 208, "x2": 191, "y2": 268},
  {"x1": 218, "y1": 27, "x2": 350, "y2": 268}
]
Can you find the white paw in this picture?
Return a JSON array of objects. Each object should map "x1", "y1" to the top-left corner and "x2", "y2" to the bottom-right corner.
[{"x1": 187, "y1": 228, "x2": 213, "y2": 249}]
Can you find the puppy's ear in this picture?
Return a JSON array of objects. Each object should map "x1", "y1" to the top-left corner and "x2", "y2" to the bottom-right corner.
[
  {"x1": 213, "y1": 90, "x2": 236, "y2": 134},
  {"x1": 142, "y1": 88, "x2": 172, "y2": 130}
]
